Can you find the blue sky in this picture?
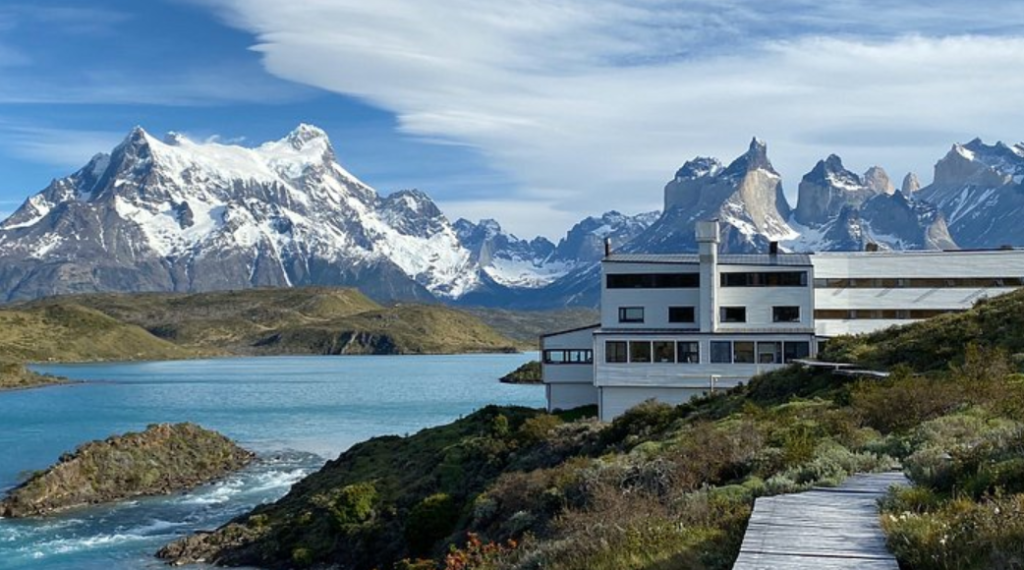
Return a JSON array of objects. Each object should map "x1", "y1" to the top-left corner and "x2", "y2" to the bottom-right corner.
[{"x1": 2, "y1": 1, "x2": 1024, "y2": 237}]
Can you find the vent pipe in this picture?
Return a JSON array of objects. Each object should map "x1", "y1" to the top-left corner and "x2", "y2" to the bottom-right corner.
[
  {"x1": 604, "y1": 238, "x2": 612, "y2": 257},
  {"x1": 769, "y1": 241, "x2": 779, "y2": 255},
  {"x1": 865, "y1": 242, "x2": 879, "y2": 252}
]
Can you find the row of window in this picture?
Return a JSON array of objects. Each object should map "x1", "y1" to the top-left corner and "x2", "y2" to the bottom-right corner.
[
  {"x1": 814, "y1": 309, "x2": 963, "y2": 320},
  {"x1": 606, "y1": 271, "x2": 809, "y2": 290},
  {"x1": 605, "y1": 340, "x2": 811, "y2": 365},
  {"x1": 618, "y1": 306, "x2": 801, "y2": 324},
  {"x1": 814, "y1": 277, "x2": 1024, "y2": 289},
  {"x1": 607, "y1": 273, "x2": 700, "y2": 289},
  {"x1": 542, "y1": 349, "x2": 594, "y2": 364},
  {"x1": 721, "y1": 271, "x2": 808, "y2": 287}
]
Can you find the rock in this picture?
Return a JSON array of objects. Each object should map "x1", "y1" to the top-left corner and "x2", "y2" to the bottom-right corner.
[
  {"x1": 863, "y1": 166, "x2": 895, "y2": 195},
  {"x1": 0, "y1": 423, "x2": 254, "y2": 517},
  {"x1": 901, "y1": 172, "x2": 921, "y2": 195}
]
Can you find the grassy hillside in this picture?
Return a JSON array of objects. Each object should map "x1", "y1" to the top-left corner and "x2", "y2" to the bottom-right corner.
[
  {"x1": 0, "y1": 303, "x2": 199, "y2": 363},
  {"x1": 251, "y1": 304, "x2": 518, "y2": 355},
  {"x1": 25, "y1": 288, "x2": 381, "y2": 351},
  {"x1": 0, "y1": 361, "x2": 69, "y2": 391},
  {"x1": 159, "y1": 290, "x2": 1024, "y2": 570},
  {"x1": 7, "y1": 288, "x2": 520, "y2": 360},
  {"x1": 466, "y1": 307, "x2": 599, "y2": 349}
]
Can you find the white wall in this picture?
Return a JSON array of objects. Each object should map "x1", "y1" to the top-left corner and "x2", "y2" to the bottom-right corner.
[
  {"x1": 542, "y1": 326, "x2": 597, "y2": 385},
  {"x1": 601, "y1": 262, "x2": 701, "y2": 329},
  {"x1": 812, "y1": 250, "x2": 1024, "y2": 336},
  {"x1": 717, "y1": 263, "x2": 814, "y2": 332},
  {"x1": 599, "y1": 386, "x2": 708, "y2": 422},
  {"x1": 548, "y1": 383, "x2": 598, "y2": 412}
]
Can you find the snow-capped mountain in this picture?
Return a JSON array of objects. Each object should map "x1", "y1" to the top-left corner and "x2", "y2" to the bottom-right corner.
[
  {"x1": 632, "y1": 138, "x2": 796, "y2": 254},
  {"x1": 0, "y1": 125, "x2": 660, "y2": 304},
  {"x1": 917, "y1": 139, "x2": 1024, "y2": 248},
  {"x1": 786, "y1": 154, "x2": 955, "y2": 251}
]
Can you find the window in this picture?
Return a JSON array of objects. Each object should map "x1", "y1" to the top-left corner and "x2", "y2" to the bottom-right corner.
[
  {"x1": 721, "y1": 271, "x2": 807, "y2": 287},
  {"x1": 813, "y1": 309, "x2": 966, "y2": 320},
  {"x1": 733, "y1": 341, "x2": 755, "y2": 363},
  {"x1": 783, "y1": 341, "x2": 810, "y2": 363},
  {"x1": 543, "y1": 350, "x2": 593, "y2": 364},
  {"x1": 677, "y1": 341, "x2": 700, "y2": 363},
  {"x1": 668, "y1": 306, "x2": 696, "y2": 323},
  {"x1": 618, "y1": 307, "x2": 645, "y2": 323},
  {"x1": 772, "y1": 306, "x2": 800, "y2": 323},
  {"x1": 720, "y1": 307, "x2": 746, "y2": 323},
  {"x1": 606, "y1": 341, "x2": 627, "y2": 363},
  {"x1": 813, "y1": 277, "x2": 1024, "y2": 289},
  {"x1": 606, "y1": 273, "x2": 700, "y2": 289},
  {"x1": 653, "y1": 341, "x2": 675, "y2": 363},
  {"x1": 629, "y1": 341, "x2": 652, "y2": 363},
  {"x1": 757, "y1": 342, "x2": 782, "y2": 364},
  {"x1": 710, "y1": 341, "x2": 732, "y2": 363}
]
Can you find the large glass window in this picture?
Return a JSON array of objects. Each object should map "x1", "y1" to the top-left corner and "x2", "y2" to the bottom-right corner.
[
  {"x1": 618, "y1": 307, "x2": 645, "y2": 323},
  {"x1": 607, "y1": 273, "x2": 700, "y2": 289},
  {"x1": 733, "y1": 341, "x2": 756, "y2": 363},
  {"x1": 814, "y1": 277, "x2": 1024, "y2": 289},
  {"x1": 772, "y1": 306, "x2": 801, "y2": 323},
  {"x1": 721, "y1": 271, "x2": 807, "y2": 287},
  {"x1": 757, "y1": 342, "x2": 782, "y2": 364},
  {"x1": 653, "y1": 341, "x2": 675, "y2": 363},
  {"x1": 629, "y1": 341, "x2": 652, "y2": 363},
  {"x1": 677, "y1": 341, "x2": 700, "y2": 363},
  {"x1": 668, "y1": 306, "x2": 696, "y2": 323},
  {"x1": 720, "y1": 307, "x2": 747, "y2": 323},
  {"x1": 783, "y1": 341, "x2": 811, "y2": 363},
  {"x1": 710, "y1": 341, "x2": 732, "y2": 363},
  {"x1": 543, "y1": 350, "x2": 593, "y2": 364},
  {"x1": 606, "y1": 341, "x2": 627, "y2": 363}
]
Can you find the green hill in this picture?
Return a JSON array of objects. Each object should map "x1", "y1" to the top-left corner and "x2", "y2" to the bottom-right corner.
[
  {"x1": 251, "y1": 304, "x2": 518, "y2": 355},
  {"x1": 25, "y1": 287, "x2": 381, "y2": 351},
  {"x1": 0, "y1": 303, "x2": 198, "y2": 364},
  {"x1": 159, "y1": 290, "x2": 1024, "y2": 570},
  {"x1": 7, "y1": 288, "x2": 519, "y2": 362}
]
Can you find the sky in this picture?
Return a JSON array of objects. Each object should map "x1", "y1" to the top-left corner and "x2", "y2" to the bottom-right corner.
[{"x1": 1, "y1": 1, "x2": 1024, "y2": 238}]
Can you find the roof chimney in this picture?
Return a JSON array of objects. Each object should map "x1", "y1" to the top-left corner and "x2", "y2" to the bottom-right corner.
[
  {"x1": 604, "y1": 237, "x2": 612, "y2": 257},
  {"x1": 769, "y1": 241, "x2": 779, "y2": 255},
  {"x1": 865, "y1": 242, "x2": 879, "y2": 252}
]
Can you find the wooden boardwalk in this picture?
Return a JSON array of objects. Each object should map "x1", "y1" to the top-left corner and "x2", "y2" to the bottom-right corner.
[{"x1": 732, "y1": 472, "x2": 909, "y2": 570}]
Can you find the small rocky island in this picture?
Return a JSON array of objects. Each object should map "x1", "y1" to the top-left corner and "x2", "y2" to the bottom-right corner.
[
  {"x1": 0, "y1": 423, "x2": 254, "y2": 517},
  {"x1": 0, "y1": 361, "x2": 69, "y2": 391},
  {"x1": 499, "y1": 360, "x2": 541, "y2": 384}
]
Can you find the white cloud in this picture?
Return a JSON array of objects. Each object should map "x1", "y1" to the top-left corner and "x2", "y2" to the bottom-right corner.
[
  {"x1": 0, "y1": 124, "x2": 124, "y2": 168},
  {"x1": 201, "y1": 1, "x2": 1024, "y2": 237}
]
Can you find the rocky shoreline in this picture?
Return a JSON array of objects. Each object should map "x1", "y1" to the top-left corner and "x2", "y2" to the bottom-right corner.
[
  {"x1": 0, "y1": 423, "x2": 254, "y2": 518},
  {"x1": 0, "y1": 361, "x2": 70, "y2": 392}
]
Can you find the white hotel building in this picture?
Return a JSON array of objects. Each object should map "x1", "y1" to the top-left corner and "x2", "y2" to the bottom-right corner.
[{"x1": 542, "y1": 220, "x2": 1024, "y2": 421}]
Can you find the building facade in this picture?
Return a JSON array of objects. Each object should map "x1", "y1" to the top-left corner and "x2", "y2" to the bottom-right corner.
[{"x1": 542, "y1": 221, "x2": 1024, "y2": 421}]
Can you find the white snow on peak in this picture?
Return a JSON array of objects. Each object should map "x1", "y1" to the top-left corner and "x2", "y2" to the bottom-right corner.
[{"x1": 954, "y1": 144, "x2": 976, "y2": 161}]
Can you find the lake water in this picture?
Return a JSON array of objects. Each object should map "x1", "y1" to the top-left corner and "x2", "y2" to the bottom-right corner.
[{"x1": 0, "y1": 354, "x2": 543, "y2": 569}]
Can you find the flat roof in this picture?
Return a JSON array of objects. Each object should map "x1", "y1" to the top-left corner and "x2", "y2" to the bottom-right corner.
[
  {"x1": 539, "y1": 323, "x2": 601, "y2": 338},
  {"x1": 605, "y1": 253, "x2": 812, "y2": 267}
]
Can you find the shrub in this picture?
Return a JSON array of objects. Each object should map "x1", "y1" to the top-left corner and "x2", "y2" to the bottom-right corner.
[
  {"x1": 406, "y1": 493, "x2": 461, "y2": 555},
  {"x1": 517, "y1": 414, "x2": 562, "y2": 445}
]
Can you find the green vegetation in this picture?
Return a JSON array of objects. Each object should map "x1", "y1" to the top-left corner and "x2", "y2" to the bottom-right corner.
[
  {"x1": 1, "y1": 287, "x2": 521, "y2": 365},
  {"x1": 0, "y1": 423, "x2": 254, "y2": 517},
  {"x1": 158, "y1": 289, "x2": 1024, "y2": 570},
  {"x1": 0, "y1": 303, "x2": 198, "y2": 363},
  {"x1": 499, "y1": 361, "x2": 541, "y2": 384},
  {"x1": 465, "y1": 308, "x2": 599, "y2": 349},
  {"x1": 0, "y1": 360, "x2": 69, "y2": 391}
]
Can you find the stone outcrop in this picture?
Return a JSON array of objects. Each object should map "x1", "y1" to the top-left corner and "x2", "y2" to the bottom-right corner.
[{"x1": 0, "y1": 423, "x2": 254, "y2": 517}]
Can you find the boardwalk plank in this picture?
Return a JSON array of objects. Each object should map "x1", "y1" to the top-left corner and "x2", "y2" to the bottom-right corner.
[{"x1": 732, "y1": 472, "x2": 909, "y2": 570}]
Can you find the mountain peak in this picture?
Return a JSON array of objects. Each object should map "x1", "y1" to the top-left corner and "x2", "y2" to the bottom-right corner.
[
  {"x1": 285, "y1": 124, "x2": 330, "y2": 149},
  {"x1": 675, "y1": 156, "x2": 722, "y2": 180},
  {"x1": 721, "y1": 136, "x2": 775, "y2": 177}
]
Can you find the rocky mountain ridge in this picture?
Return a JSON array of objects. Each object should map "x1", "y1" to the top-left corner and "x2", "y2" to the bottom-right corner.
[{"x1": 1, "y1": 125, "x2": 1022, "y2": 308}]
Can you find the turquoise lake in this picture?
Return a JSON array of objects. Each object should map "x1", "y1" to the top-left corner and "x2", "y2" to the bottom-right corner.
[{"x1": 0, "y1": 354, "x2": 542, "y2": 569}]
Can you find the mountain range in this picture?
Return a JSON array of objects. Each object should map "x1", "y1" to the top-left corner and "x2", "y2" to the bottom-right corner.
[{"x1": 1, "y1": 125, "x2": 1022, "y2": 308}]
